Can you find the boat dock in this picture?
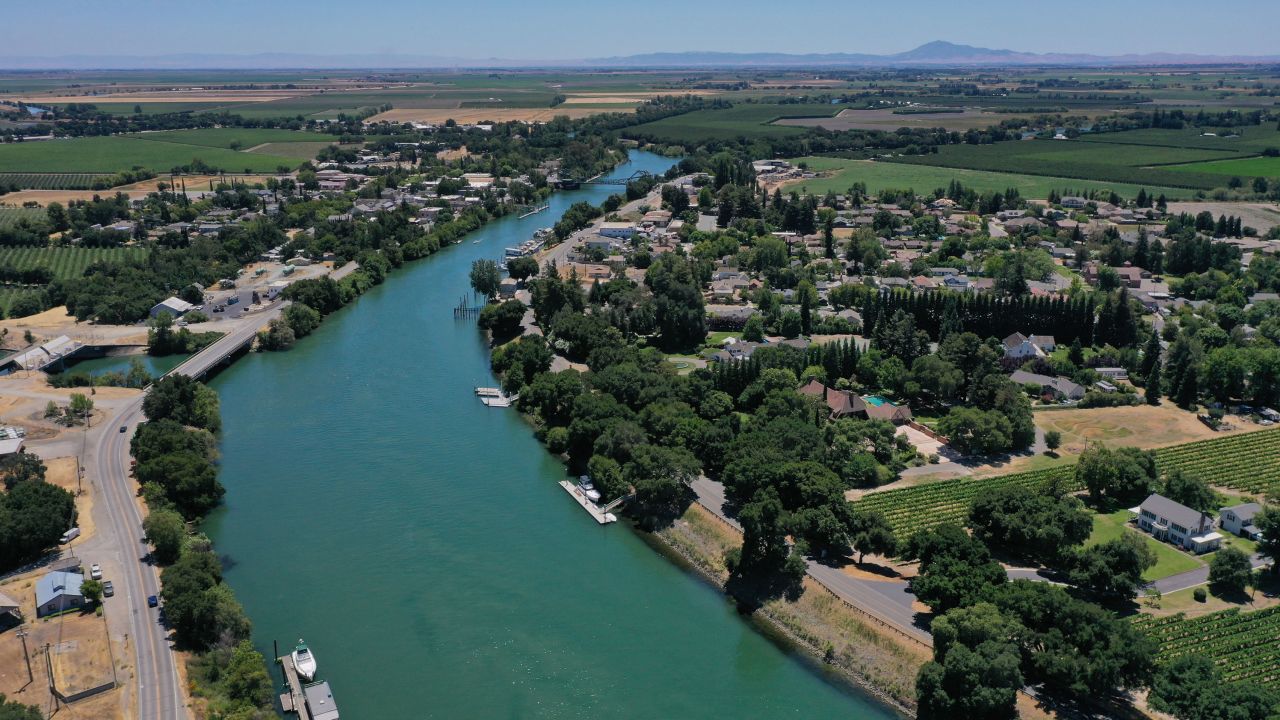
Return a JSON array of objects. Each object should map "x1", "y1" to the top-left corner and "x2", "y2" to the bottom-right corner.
[
  {"x1": 518, "y1": 203, "x2": 550, "y2": 218},
  {"x1": 277, "y1": 653, "x2": 313, "y2": 720},
  {"x1": 476, "y1": 386, "x2": 515, "y2": 407},
  {"x1": 558, "y1": 480, "x2": 617, "y2": 524},
  {"x1": 277, "y1": 652, "x2": 341, "y2": 719}
]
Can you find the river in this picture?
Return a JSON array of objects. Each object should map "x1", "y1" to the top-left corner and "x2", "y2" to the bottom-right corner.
[{"x1": 204, "y1": 151, "x2": 899, "y2": 719}]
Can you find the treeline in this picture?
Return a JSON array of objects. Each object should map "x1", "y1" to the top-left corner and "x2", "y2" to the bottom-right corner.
[
  {"x1": 130, "y1": 375, "x2": 275, "y2": 718},
  {"x1": 0, "y1": 454, "x2": 76, "y2": 573},
  {"x1": 859, "y1": 289, "x2": 1097, "y2": 345}
]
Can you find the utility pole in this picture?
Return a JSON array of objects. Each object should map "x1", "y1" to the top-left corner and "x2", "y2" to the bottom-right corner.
[{"x1": 16, "y1": 628, "x2": 32, "y2": 684}]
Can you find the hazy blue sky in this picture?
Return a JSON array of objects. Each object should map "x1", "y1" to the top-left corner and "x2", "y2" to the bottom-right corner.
[{"x1": 6, "y1": 0, "x2": 1278, "y2": 58}]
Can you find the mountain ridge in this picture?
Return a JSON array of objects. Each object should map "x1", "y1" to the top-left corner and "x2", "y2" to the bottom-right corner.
[{"x1": 1, "y1": 42, "x2": 1278, "y2": 70}]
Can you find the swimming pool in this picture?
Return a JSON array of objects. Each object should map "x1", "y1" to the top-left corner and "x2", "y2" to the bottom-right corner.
[{"x1": 863, "y1": 395, "x2": 890, "y2": 407}]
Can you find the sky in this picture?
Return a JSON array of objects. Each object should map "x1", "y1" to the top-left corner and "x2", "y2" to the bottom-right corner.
[{"x1": 6, "y1": 0, "x2": 1280, "y2": 60}]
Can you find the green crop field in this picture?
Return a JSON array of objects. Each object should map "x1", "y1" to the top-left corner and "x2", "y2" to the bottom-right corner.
[
  {"x1": 1167, "y1": 156, "x2": 1280, "y2": 178},
  {"x1": 853, "y1": 428, "x2": 1280, "y2": 539},
  {"x1": 125, "y1": 128, "x2": 337, "y2": 149},
  {"x1": 625, "y1": 103, "x2": 840, "y2": 142},
  {"x1": 887, "y1": 137, "x2": 1258, "y2": 190},
  {"x1": 0, "y1": 287, "x2": 42, "y2": 316},
  {"x1": 786, "y1": 156, "x2": 1195, "y2": 200},
  {"x1": 0, "y1": 136, "x2": 300, "y2": 174},
  {"x1": 1080, "y1": 126, "x2": 1280, "y2": 154},
  {"x1": 0, "y1": 246, "x2": 147, "y2": 281},
  {"x1": 0, "y1": 207, "x2": 46, "y2": 228},
  {"x1": 1133, "y1": 607, "x2": 1280, "y2": 690},
  {"x1": 0, "y1": 172, "x2": 114, "y2": 190}
]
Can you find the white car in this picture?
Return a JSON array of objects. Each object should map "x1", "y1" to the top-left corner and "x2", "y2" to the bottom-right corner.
[{"x1": 90, "y1": 563, "x2": 102, "y2": 580}]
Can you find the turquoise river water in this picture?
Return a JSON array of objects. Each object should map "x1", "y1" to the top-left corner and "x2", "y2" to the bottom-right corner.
[{"x1": 203, "y1": 151, "x2": 899, "y2": 718}]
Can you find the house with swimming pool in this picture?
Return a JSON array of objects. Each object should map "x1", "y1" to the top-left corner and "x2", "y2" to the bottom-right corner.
[{"x1": 798, "y1": 380, "x2": 913, "y2": 424}]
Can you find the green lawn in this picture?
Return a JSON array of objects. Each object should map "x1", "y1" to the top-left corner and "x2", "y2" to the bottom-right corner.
[
  {"x1": 625, "y1": 103, "x2": 838, "y2": 143},
  {"x1": 706, "y1": 331, "x2": 741, "y2": 346},
  {"x1": 787, "y1": 156, "x2": 1196, "y2": 200},
  {"x1": 0, "y1": 136, "x2": 299, "y2": 174},
  {"x1": 1087, "y1": 509, "x2": 1204, "y2": 581}
]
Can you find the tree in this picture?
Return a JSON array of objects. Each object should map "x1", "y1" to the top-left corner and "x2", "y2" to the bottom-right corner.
[
  {"x1": 968, "y1": 486, "x2": 1091, "y2": 564},
  {"x1": 81, "y1": 579, "x2": 104, "y2": 604},
  {"x1": 917, "y1": 603, "x2": 1024, "y2": 720},
  {"x1": 1043, "y1": 430, "x2": 1061, "y2": 453},
  {"x1": 1161, "y1": 469, "x2": 1215, "y2": 513},
  {"x1": 0, "y1": 453, "x2": 46, "y2": 490},
  {"x1": 0, "y1": 694, "x2": 43, "y2": 720},
  {"x1": 848, "y1": 510, "x2": 897, "y2": 563},
  {"x1": 69, "y1": 393, "x2": 94, "y2": 425},
  {"x1": 905, "y1": 524, "x2": 1007, "y2": 613},
  {"x1": 1145, "y1": 356, "x2": 1162, "y2": 405},
  {"x1": 623, "y1": 444, "x2": 699, "y2": 519},
  {"x1": 224, "y1": 640, "x2": 274, "y2": 708},
  {"x1": 257, "y1": 317, "x2": 296, "y2": 351},
  {"x1": 1149, "y1": 655, "x2": 1279, "y2": 720},
  {"x1": 937, "y1": 407, "x2": 1012, "y2": 456},
  {"x1": 143, "y1": 375, "x2": 221, "y2": 432},
  {"x1": 1068, "y1": 534, "x2": 1155, "y2": 599},
  {"x1": 0, "y1": 479, "x2": 76, "y2": 572},
  {"x1": 283, "y1": 303, "x2": 322, "y2": 338},
  {"x1": 1256, "y1": 506, "x2": 1280, "y2": 574},
  {"x1": 478, "y1": 299, "x2": 527, "y2": 339},
  {"x1": 143, "y1": 508, "x2": 187, "y2": 564},
  {"x1": 741, "y1": 313, "x2": 765, "y2": 343},
  {"x1": 1075, "y1": 444, "x2": 1158, "y2": 504},
  {"x1": 1208, "y1": 547, "x2": 1252, "y2": 596},
  {"x1": 506, "y1": 256, "x2": 539, "y2": 281},
  {"x1": 469, "y1": 259, "x2": 501, "y2": 299}
]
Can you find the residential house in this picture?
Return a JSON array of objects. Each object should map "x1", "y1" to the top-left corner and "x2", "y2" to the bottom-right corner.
[
  {"x1": 1009, "y1": 370, "x2": 1085, "y2": 401},
  {"x1": 1061, "y1": 196, "x2": 1088, "y2": 209},
  {"x1": 1219, "y1": 502, "x2": 1264, "y2": 540},
  {"x1": 1095, "y1": 367, "x2": 1129, "y2": 381},
  {"x1": 1002, "y1": 332, "x2": 1056, "y2": 360},
  {"x1": 1136, "y1": 494, "x2": 1221, "y2": 554},
  {"x1": 35, "y1": 570, "x2": 85, "y2": 617},
  {"x1": 797, "y1": 380, "x2": 913, "y2": 424}
]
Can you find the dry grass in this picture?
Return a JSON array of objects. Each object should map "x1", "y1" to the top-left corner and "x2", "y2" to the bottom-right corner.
[
  {"x1": 1034, "y1": 405, "x2": 1260, "y2": 456},
  {"x1": 368, "y1": 107, "x2": 636, "y2": 124},
  {"x1": 116, "y1": 174, "x2": 276, "y2": 193}
]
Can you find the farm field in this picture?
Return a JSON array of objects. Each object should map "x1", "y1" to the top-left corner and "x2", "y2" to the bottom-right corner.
[
  {"x1": 1080, "y1": 126, "x2": 1280, "y2": 153},
  {"x1": 775, "y1": 107, "x2": 1005, "y2": 132},
  {"x1": 1033, "y1": 404, "x2": 1231, "y2": 456},
  {"x1": 125, "y1": 127, "x2": 337, "y2": 149},
  {"x1": 0, "y1": 172, "x2": 113, "y2": 190},
  {"x1": 1167, "y1": 155, "x2": 1280, "y2": 177},
  {"x1": 852, "y1": 427, "x2": 1280, "y2": 539},
  {"x1": 0, "y1": 246, "x2": 147, "y2": 280},
  {"x1": 0, "y1": 207, "x2": 45, "y2": 228},
  {"x1": 781, "y1": 156, "x2": 1196, "y2": 200},
  {"x1": 886, "y1": 137, "x2": 1260, "y2": 190},
  {"x1": 246, "y1": 141, "x2": 336, "y2": 159},
  {"x1": 0, "y1": 287, "x2": 40, "y2": 316},
  {"x1": 624, "y1": 103, "x2": 840, "y2": 143},
  {"x1": 0, "y1": 135, "x2": 299, "y2": 174},
  {"x1": 367, "y1": 106, "x2": 634, "y2": 124},
  {"x1": 1134, "y1": 607, "x2": 1280, "y2": 690},
  {"x1": 1166, "y1": 201, "x2": 1280, "y2": 233}
]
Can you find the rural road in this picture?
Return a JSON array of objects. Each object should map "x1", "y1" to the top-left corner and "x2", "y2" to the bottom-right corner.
[
  {"x1": 1143, "y1": 553, "x2": 1271, "y2": 596},
  {"x1": 29, "y1": 303, "x2": 285, "y2": 719},
  {"x1": 689, "y1": 476, "x2": 931, "y2": 644}
]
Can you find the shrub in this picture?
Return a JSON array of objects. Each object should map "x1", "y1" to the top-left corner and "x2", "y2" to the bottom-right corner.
[{"x1": 1193, "y1": 587, "x2": 1207, "y2": 602}]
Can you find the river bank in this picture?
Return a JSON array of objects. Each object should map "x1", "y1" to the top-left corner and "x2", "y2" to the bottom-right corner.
[{"x1": 204, "y1": 150, "x2": 902, "y2": 718}]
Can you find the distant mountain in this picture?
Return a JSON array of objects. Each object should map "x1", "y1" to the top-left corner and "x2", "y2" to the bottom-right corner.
[{"x1": 1, "y1": 42, "x2": 1278, "y2": 70}]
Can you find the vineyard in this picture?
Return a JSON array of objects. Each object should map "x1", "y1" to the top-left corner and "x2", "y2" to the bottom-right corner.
[
  {"x1": 0, "y1": 173, "x2": 113, "y2": 189},
  {"x1": 0, "y1": 246, "x2": 147, "y2": 281},
  {"x1": 0, "y1": 207, "x2": 46, "y2": 229},
  {"x1": 853, "y1": 428, "x2": 1280, "y2": 538},
  {"x1": 0, "y1": 287, "x2": 41, "y2": 316},
  {"x1": 1132, "y1": 607, "x2": 1280, "y2": 689}
]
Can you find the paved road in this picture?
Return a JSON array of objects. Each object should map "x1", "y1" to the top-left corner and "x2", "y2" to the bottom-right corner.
[
  {"x1": 1145, "y1": 553, "x2": 1271, "y2": 595},
  {"x1": 689, "y1": 476, "x2": 931, "y2": 644}
]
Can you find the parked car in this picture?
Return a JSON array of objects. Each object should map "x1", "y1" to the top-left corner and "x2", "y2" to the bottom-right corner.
[
  {"x1": 147, "y1": 595, "x2": 158, "y2": 608},
  {"x1": 102, "y1": 581, "x2": 114, "y2": 597},
  {"x1": 90, "y1": 563, "x2": 102, "y2": 580}
]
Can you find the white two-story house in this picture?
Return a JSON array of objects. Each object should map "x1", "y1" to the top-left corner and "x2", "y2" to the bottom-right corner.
[{"x1": 1137, "y1": 494, "x2": 1221, "y2": 554}]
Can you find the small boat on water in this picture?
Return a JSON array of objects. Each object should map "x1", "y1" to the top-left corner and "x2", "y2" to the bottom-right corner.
[
  {"x1": 578, "y1": 476, "x2": 601, "y2": 503},
  {"x1": 292, "y1": 640, "x2": 317, "y2": 681}
]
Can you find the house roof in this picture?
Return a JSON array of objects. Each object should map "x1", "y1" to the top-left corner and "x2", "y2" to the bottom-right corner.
[
  {"x1": 0, "y1": 591, "x2": 18, "y2": 614},
  {"x1": 1140, "y1": 494, "x2": 1211, "y2": 530},
  {"x1": 1009, "y1": 370, "x2": 1084, "y2": 398},
  {"x1": 35, "y1": 570, "x2": 84, "y2": 607},
  {"x1": 1221, "y1": 502, "x2": 1261, "y2": 522},
  {"x1": 1002, "y1": 332, "x2": 1029, "y2": 349},
  {"x1": 154, "y1": 296, "x2": 195, "y2": 314}
]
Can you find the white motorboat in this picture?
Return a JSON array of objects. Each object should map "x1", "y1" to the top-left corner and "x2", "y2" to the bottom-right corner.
[
  {"x1": 292, "y1": 640, "x2": 317, "y2": 681},
  {"x1": 578, "y1": 476, "x2": 601, "y2": 503}
]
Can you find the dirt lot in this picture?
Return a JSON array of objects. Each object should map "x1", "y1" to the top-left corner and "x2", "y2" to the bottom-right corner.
[
  {"x1": 0, "y1": 584, "x2": 123, "y2": 720},
  {"x1": 369, "y1": 107, "x2": 636, "y2": 124},
  {"x1": 0, "y1": 306, "x2": 149, "y2": 347},
  {"x1": 1034, "y1": 404, "x2": 1260, "y2": 456},
  {"x1": 1166, "y1": 201, "x2": 1280, "y2": 234}
]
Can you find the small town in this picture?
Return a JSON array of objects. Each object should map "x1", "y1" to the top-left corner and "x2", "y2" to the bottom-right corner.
[{"x1": 2, "y1": 4, "x2": 1280, "y2": 720}]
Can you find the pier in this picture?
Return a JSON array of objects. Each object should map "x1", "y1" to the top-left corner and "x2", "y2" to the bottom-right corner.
[
  {"x1": 277, "y1": 652, "x2": 341, "y2": 719},
  {"x1": 453, "y1": 295, "x2": 482, "y2": 318},
  {"x1": 558, "y1": 480, "x2": 617, "y2": 524},
  {"x1": 518, "y1": 203, "x2": 550, "y2": 218}
]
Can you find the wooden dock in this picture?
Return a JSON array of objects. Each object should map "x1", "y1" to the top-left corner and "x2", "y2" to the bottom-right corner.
[
  {"x1": 559, "y1": 481, "x2": 617, "y2": 524},
  {"x1": 278, "y1": 653, "x2": 312, "y2": 720}
]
